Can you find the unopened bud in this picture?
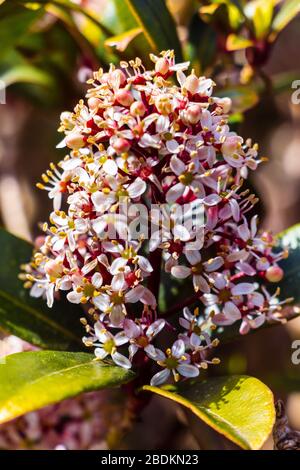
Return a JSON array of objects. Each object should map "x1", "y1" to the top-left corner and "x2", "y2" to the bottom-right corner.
[
  {"x1": 100, "y1": 72, "x2": 109, "y2": 84},
  {"x1": 155, "y1": 57, "x2": 169, "y2": 75},
  {"x1": 184, "y1": 74, "x2": 199, "y2": 95},
  {"x1": 60, "y1": 111, "x2": 73, "y2": 123},
  {"x1": 130, "y1": 100, "x2": 146, "y2": 116},
  {"x1": 186, "y1": 104, "x2": 201, "y2": 124},
  {"x1": 266, "y1": 266, "x2": 284, "y2": 283},
  {"x1": 88, "y1": 97, "x2": 101, "y2": 111},
  {"x1": 216, "y1": 97, "x2": 232, "y2": 114},
  {"x1": 113, "y1": 137, "x2": 130, "y2": 153},
  {"x1": 34, "y1": 236, "x2": 46, "y2": 249},
  {"x1": 115, "y1": 89, "x2": 134, "y2": 107},
  {"x1": 110, "y1": 69, "x2": 126, "y2": 87},
  {"x1": 65, "y1": 132, "x2": 85, "y2": 150}
]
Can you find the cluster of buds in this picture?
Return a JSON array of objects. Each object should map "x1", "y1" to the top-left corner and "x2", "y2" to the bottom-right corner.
[
  {"x1": 0, "y1": 336, "x2": 111, "y2": 449},
  {"x1": 21, "y1": 50, "x2": 289, "y2": 385}
]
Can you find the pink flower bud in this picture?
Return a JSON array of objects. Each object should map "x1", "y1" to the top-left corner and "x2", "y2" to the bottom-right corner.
[
  {"x1": 155, "y1": 57, "x2": 169, "y2": 75},
  {"x1": 60, "y1": 111, "x2": 72, "y2": 123},
  {"x1": 115, "y1": 89, "x2": 134, "y2": 107},
  {"x1": 100, "y1": 72, "x2": 110, "y2": 84},
  {"x1": 184, "y1": 74, "x2": 199, "y2": 95},
  {"x1": 110, "y1": 69, "x2": 126, "y2": 87},
  {"x1": 113, "y1": 137, "x2": 130, "y2": 153},
  {"x1": 44, "y1": 260, "x2": 63, "y2": 278},
  {"x1": 265, "y1": 266, "x2": 284, "y2": 283},
  {"x1": 65, "y1": 132, "x2": 85, "y2": 150},
  {"x1": 218, "y1": 97, "x2": 232, "y2": 114},
  {"x1": 34, "y1": 236, "x2": 46, "y2": 249},
  {"x1": 186, "y1": 104, "x2": 201, "y2": 124},
  {"x1": 130, "y1": 100, "x2": 146, "y2": 116},
  {"x1": 88, "y1": 97, "x2": 101, "y2": 111}
]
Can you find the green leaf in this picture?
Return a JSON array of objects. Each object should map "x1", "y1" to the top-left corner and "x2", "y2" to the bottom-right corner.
[
  {"x1": 143, "y1": 375, "x2": 275, "y2": 449},
  {"x1": 0, "y1": 2, "x2": 42, "y2": 60},
  {"x1": 216, "y1": 86, "x2": 259, "y2": 113},
  {"x1": 199, "y1": 1, "x2": 244, "y2": 32},
  {"x1": 0, "y1": 351, "x2": 134, "y2": 424},
  {"x1": 105, "y1": 27, "x2": 143, "y2": 52},
  {"x1": 245, "y1": 0, "x2": 274, "y2": 40},
  {"x1": 271, "y1": 0, "x2": 300, "y2": 40},
  {"x1": 0, "y1": 228, "x2": 84, "y2": 351},
  {"x1": 276, "y1": 223, "x2": 300, "y2": 304},
  {"x1": 124, "y1": 0, "x2": 182, "y2": 60},
  {"x1": 0, "y1": 65, "x2": 54, "y2": 88},
  {"x1": 226, "y1": 33, "x2": 254, "y2": 51}
]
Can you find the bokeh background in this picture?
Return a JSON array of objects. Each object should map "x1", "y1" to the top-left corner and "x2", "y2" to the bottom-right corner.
[{"x1": 0, "y1": 0, "x2": 300, "y2": 449}]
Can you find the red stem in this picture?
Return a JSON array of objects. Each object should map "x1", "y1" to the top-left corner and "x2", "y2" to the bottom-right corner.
[
  {"x1": 163, "y1": 292, "x2": 201, "y2": 318},
  {"x1": 147, "y1": 248, "x2": 162, "y2": 311}
]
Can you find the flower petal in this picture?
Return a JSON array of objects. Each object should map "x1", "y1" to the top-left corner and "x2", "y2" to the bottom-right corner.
[{"x1": 150, "y1": 368, "x2": 170, "y2": 386}]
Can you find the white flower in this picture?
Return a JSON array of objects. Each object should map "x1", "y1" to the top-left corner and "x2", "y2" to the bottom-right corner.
[
  {"x1": 150, "y1": 339, "x2": 199, "y2": 386},
  {"x1": 123, "y1": 318, "x2": 165, "y2": 359},
  {"x1": 171, "y1": 252, "x2": 224, "y2": 293},
  {"x1": 91, "y1": 326, "x2": 131, "y2": 369}
]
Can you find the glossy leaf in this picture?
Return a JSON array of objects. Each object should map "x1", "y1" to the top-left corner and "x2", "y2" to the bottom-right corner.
[
  {"x1": 276, "y1": 224, "x2": 300, "y2": 304},
  {"x1": 216, "y1": 86, "x2": 259, "y2": 113},
  {"x1": 143, "y1": 375, "x2": 275, "y2": 449},
  {"x1": 199, "y1": 1, "x2": 243, "y2": 32},
  {"x1": 0, "y1": 229, "x2": 84, "y2": 351},
  {"x1": 0, "y1": 351, "x2": 134, "y2": 424},
  {"x1": 124, "y1": 0, "x2": 182, "y2": 60},
  {"x1": 246, "y1": 0, "x2": 274, "y2": 40},
  {"x1": 0, "y1": 65, "x2": 54, "y2": 88},
  {"x1": 0, "y1": 2, "x2": 42, "y2": 60},
  {"x1": 226, "y1": 33, "x2": 254, "y2": 51},
  {"x1": 271, "y1": 0, "x2": 300, "y2": 40},
  {"x1": 105, "y1": 27, "x2": 143, "y2": 52}
]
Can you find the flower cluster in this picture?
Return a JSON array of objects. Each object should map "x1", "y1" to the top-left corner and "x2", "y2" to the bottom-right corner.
[
  {"x1": 0, "y1": 336, "x2": 112, "y2": 450},
  {"x1": 21, "y1": 50, "x2": 289, "y2": 385}
]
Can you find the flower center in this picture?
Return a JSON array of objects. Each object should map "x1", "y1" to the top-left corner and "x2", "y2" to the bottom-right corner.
[
  {"x1": 191, "y1": 262, "x2": 203, "y2": 274},
  {"x1": 103, "y1": 339, "x2": 115, "y2": 354},
  {"x1": 136, "y1": 336, "x2": 148, "y2": 348},
  {"x1": 110, "y1": 292, "x2": 124, "y2": 304},
  {"x1": 218, "y1": 289, "x2": 231, "y2": 302},
  {"x1": 192, "y1": 324, "x2": 202, "y2": 335},
  {"x1": 164, "y1": 357, "x2": 179, "y2": 369},
  {"x1": 116, "y1": 188, "x2": 129, "y2": 198},
  {"x1": 178, "y1": 172, "x2": 193, "y2": 186},
  {"x1": 83, "y1": 283, "x2": 95, "y2": 298}
]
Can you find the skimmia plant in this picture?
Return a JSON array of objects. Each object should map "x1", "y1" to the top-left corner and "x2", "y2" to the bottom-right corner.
[
  {"x1": 0, "y1": 49, "x2": 300, "y2": 450},
  {"x1": 20, "y1": 50, "x2": 290, "y2": 386}
]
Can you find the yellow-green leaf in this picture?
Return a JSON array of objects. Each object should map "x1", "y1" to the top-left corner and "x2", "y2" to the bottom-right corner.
[
  {"x1": 216, "y1": 86, "x2": 259, "y2": 113},
  {"x1": 226, "y1": 33, "x2": 254, "y2": 51},
  {"x1": 0, "y1": 351, "x2": 134, "y2": 424},
  {"x1": 105, "y1": 27, "x2": 143, "y2": 52},
  {"x1": 271, "y1": 0, "x2": 300, "y2": 40},
  {"x1": 143, "y1": 375, "x2": 275, "y2": 450},
  {"x1": 0, "y1": 65, "x2": 54, "y2": 88},
  {"x1": 245, "y1": 0, "x2": 274, "y2": 40}
]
